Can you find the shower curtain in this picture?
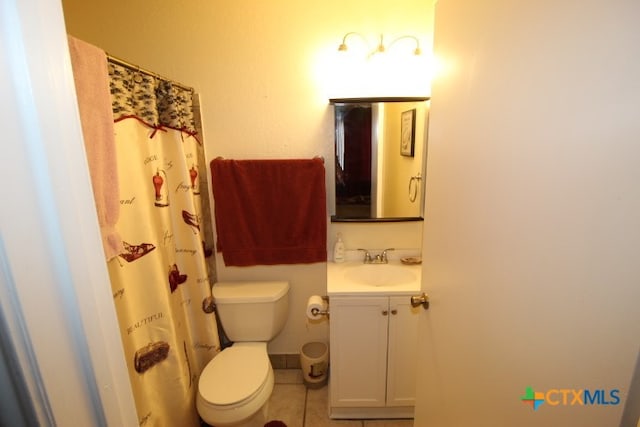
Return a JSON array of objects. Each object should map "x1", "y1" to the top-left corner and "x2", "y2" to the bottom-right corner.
[{"x1": 105, "y1": 62, "x2": 220, "y2": 427}]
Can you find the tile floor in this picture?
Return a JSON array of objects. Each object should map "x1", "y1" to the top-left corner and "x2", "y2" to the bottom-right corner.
[{"x1": 267, "y1": 369, "x2": 414, "y2": 427}]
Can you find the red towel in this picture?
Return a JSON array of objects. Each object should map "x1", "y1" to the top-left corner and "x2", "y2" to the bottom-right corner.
[{"x1": 210, "y1": 158, "x2": 327, "y2": 266}]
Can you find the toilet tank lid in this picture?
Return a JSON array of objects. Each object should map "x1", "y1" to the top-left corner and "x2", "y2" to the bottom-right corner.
[{"x1": 212, "y1": 281, "x2": 289, "y2": 303}]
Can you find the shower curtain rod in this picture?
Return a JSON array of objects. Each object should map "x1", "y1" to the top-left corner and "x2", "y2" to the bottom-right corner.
[{"x1": 107, "y1": 54, "x2": 194, "y2": 93}]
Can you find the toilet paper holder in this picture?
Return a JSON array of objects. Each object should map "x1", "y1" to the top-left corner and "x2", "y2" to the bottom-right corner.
[{"x1": 310, "y1": 296, "x2": 330, "y2": 317}]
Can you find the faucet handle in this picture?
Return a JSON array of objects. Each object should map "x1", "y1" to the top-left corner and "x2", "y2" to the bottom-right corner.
[
  {"x1": 357, "y1": 248, "x2": 372, "y2": 263},
  {"x1": 381, "y1": 248, "x2": 395, "y2": 262}
]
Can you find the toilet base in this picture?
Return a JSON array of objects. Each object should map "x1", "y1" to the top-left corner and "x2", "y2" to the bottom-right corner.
[
  {"x1": 200, "y1": 402, "x2": 268, "y2": 427},
  {"x1": 242, "y1": 402, "x2": 268, "y2": 427}
]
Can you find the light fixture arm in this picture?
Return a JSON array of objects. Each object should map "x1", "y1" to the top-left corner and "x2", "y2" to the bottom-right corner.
[
  {"x1": 387, "y1": 35, "x2": 422, "y2": 55},
  {"x1": 338, "y1": 33, "x2": 422, "y2": 57},
  {"x1": 338, "y1": 32, "x2": 370, "y2": 52}
]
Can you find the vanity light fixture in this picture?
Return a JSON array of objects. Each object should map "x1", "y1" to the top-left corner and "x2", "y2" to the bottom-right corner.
[{"x1": 337, "y1": 32, "x2": 422, "y2": 58}]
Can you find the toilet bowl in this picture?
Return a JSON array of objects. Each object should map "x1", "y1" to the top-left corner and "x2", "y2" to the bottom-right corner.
[
  {"x1": 196, "y1": 280, "x2": 289, "y2": 426},
  {"x1": 197, "y1": 342, "x2": 274, "y2": 426}
]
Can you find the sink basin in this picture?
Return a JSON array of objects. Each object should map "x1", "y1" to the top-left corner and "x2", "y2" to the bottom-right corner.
[{"x1": 343, "y1": 263, "x2": 417, "y2": 287}]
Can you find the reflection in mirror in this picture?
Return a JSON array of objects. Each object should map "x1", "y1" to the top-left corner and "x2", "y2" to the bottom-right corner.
[{"x1": 330, "y1": 97, "x2": 429, "y2": 222}]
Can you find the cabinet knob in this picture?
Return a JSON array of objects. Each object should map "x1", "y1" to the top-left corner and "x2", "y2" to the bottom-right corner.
[
  {"x1": 391, "y1": 309, "x2": 398, "y2": 315},
  {"x1": 382, "y1": 310, "x2": 388, "y2": 316}
]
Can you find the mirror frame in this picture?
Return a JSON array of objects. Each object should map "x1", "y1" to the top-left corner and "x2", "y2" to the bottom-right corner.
[{"x1": 329, "y1": 97, "x2": 430, "y2": 222}]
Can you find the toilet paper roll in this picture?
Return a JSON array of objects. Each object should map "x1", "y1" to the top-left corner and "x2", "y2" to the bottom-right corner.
[{"x1": 306, "y1": 295, "x2": 327, "y2": 320}]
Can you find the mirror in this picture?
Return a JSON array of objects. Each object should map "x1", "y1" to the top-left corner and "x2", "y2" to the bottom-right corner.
[{"x1": 330, "y1": 97, "x2": 430, "y2": 221}]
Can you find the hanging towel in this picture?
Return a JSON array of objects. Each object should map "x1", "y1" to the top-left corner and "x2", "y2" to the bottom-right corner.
[
  {"x1": 68, "y1": 36, "x2": 124, "y2": 261},
  {"x1": 210, "y1": 158, "x2": 327, "y2": 266}
]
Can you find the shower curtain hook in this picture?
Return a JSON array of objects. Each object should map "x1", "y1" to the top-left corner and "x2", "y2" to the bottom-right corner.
[{"x1": 133, "y1": 65, "x2": 143, "y2": 84}]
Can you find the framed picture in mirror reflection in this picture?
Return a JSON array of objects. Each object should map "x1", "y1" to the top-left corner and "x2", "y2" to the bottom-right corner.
[{"x1": 400, "y1": 108, "x2": 416, "y2": 157}]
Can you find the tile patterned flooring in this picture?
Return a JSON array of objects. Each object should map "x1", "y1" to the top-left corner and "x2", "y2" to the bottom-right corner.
[{"x1": 267, "y1": 369, "x2": 414, "y2": 427}]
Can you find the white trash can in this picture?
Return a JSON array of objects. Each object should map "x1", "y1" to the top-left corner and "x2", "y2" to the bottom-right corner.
[{"x1": 300, "y1": 342, "x2": 329, "y2": 388}]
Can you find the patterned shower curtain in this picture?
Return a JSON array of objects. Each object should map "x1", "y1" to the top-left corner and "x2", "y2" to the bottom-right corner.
[{"x1": 106, "y1": 63, "x2": 220, "y2": 427}]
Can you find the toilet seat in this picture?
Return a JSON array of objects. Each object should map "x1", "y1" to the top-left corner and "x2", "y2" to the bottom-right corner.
[{"x1": 198, "y1": 342, "x2": 272, "y2": 409}]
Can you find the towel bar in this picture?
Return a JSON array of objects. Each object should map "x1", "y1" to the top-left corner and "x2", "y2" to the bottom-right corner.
[{"x1": 213, "y1": 155, "x2": 324, "y2": 163}]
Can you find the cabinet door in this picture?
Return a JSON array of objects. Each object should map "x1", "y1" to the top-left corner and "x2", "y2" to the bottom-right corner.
[
  {"x1": 330, "y1": 296, "x2": 389, "y2": 408},
  {"x1": 386, "y1": 296, "x2": 420, "y2": 407}
]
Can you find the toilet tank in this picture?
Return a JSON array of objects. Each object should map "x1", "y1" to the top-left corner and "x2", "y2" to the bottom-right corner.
[{"x1": 212, "y1": 281, "x2": 289, "y2": 342}]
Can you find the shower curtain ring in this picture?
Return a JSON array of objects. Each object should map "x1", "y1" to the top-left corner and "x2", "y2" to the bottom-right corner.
[{"x1": 133, "y1": 66, "x2": 143, "y2": 84}]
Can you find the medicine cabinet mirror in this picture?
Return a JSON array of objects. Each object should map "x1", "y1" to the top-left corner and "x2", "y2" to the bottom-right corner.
[{"x1": 330, "y1": 97, "x2": 430, "y2": 222}]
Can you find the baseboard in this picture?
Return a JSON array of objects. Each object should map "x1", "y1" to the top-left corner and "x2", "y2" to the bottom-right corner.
[
  {"x1": 329, "y1": 406, "x2": 414, "y2": 419},
  {"x1": 268, "y1": 353, "x2": 301, "y2": 369}
]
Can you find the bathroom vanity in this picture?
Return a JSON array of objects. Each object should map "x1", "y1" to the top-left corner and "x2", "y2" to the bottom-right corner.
[{"x1": 327, "y1": 260, "x2": 422, "y2": 419}]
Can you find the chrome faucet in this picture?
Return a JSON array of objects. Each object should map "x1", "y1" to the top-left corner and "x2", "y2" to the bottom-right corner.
[{"x1": 357, "y1": 248, "x2": 395, "y2": 264}]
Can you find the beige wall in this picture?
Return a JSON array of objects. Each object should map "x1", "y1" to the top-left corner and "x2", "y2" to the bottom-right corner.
[{"x1": 62, "y1": 0, "x2": 435, "y2": 353}]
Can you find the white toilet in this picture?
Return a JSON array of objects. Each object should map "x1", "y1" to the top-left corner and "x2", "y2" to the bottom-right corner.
[{"x1": 197, "y1": 280, "x2": 289, "y2": 427}]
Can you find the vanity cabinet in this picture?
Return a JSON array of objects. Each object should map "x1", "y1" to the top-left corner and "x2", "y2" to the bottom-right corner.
[{"x1": 329, "y1": 295, "x2": 420, "y2": 419}]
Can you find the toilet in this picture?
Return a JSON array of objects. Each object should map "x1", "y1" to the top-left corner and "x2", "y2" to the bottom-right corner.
[{"x1": 197, "y1": 281, "x2": 289, "y2": 427}]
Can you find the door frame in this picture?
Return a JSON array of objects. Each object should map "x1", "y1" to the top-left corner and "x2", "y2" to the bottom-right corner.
[{"x1": 0, "y1": 0, "x2": 136, "y2": 424}]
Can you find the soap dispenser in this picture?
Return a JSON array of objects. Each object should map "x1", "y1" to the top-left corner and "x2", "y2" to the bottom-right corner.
[{"x1": 333, "y1": 233, "x2": 345, "y2": 263}]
